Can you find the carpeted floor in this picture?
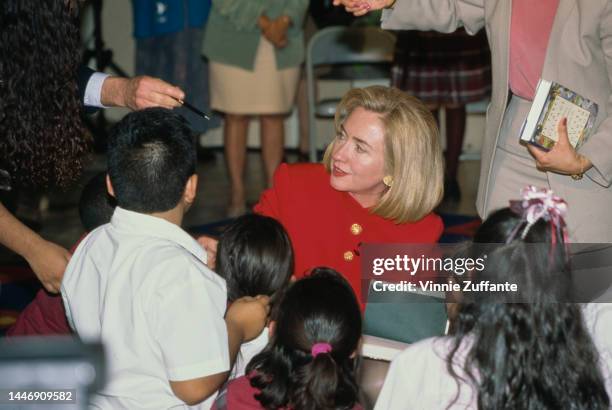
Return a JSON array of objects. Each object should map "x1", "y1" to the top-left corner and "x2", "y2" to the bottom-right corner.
[{"x1": 0, "y1": 213, "x2": 480, "y2": 335}]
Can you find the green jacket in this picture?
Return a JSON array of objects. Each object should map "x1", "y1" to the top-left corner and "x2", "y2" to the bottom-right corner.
[{"x1": 202, "y1": 0, "x2": 308, "y2": 71}]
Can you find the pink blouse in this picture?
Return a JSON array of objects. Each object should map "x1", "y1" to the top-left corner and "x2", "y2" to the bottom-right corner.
[{"x1": 509, "y1": 0, "x2": 559, "y2": 100}]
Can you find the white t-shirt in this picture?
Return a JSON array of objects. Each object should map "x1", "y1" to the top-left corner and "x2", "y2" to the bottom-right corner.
[
  {"x1": 62, "y1": 207, "x2": 229, "y2": 409},
  {"x1": 231, "y1": 328, "x2": 269, "y2": 380},
  {"x1": 375, "y1": 303, "x2": 612, "y2": 410}
]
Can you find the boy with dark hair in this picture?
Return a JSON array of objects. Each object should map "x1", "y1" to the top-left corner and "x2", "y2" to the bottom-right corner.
[
  {"x1": 61, "y1": 108, "x2": 268, "y2": 409},
  {"x1": 78, "y1": 171, "x2": 117, "y2": 232}
]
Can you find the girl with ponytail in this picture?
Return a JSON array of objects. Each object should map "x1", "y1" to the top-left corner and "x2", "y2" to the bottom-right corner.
[
  {"x1": 376, "y1": 187, "x2": 612, "y2": 409},
  {"x1": 213, "y1": 267, "x2": 363, "y2": 410}
]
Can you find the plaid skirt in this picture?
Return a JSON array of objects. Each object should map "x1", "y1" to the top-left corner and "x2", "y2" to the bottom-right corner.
[{"x1": 391, "y1": 28, "x2": 492, "y2": 105}]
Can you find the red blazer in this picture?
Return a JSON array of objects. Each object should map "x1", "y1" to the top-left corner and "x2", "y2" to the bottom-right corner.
[{"x1": 255, "y1": 163, "x2": 443, "y2": 302}]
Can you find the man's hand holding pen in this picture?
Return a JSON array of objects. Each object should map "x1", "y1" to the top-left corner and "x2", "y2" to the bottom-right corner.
[{"x1": 101, "y1": 75, "x2": 185, "y2": 111}]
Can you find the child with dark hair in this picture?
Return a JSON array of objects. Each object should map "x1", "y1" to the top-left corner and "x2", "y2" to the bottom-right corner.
[
  {"x1": 78, "y1": 171, "x2": 116, "y2": 232},
  {"x1": 217, "y1": 214, "x2": 293, "y2": 305},
  {"x1": 376, "y1": 187, "x2": 612, "y2": 409},
  {"x1": 216, "y1": 214, "x2": 294, "y2": 378},
  {"x1": 213, "y1": 267, "x2": 364, "y2": 410},
  {"x1": 6, "y1": 171, "x2": 117, "y2": 337},
  {"x1": 61, "y1": 108, "x2": 269, "y2": 409}
]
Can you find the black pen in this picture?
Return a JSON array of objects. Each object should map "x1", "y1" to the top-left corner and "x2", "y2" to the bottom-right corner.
[{"x1": 176, "y1": 98, "x2": 211, "y2": 120}]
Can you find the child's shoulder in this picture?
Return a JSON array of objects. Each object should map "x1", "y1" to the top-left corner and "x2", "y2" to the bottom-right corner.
[
  {"x1": 138, "y1": 241, "x2": 217, "y2": 280},
  {"x1": 68, "y1": 223, "x2": 111, "y2": 260},
  {"x1": 394, "y1": 336, "x2": 455, "y2": 369},
  {"x1": 219, "y1": 375, "x2": 260, "y2": 409}
]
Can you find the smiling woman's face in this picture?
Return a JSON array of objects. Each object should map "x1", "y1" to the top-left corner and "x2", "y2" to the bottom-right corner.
[{"x1": 329, "y1": 107, "x2": 387, "y2": 208}]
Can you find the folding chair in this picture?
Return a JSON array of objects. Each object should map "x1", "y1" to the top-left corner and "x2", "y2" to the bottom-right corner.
[{"x1": 306, "y1": 26, "x2": 396, "y2": 162}]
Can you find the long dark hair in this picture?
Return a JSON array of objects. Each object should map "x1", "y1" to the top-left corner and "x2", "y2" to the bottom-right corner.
[
  {"x1": 0, "y1": 0, "x2": 89, "y2": 188},
  {"x1": 216, "y1": 214, "x2": 294, "y2": 305},
  {"x1": 447, "y1": 208, "x2": 609, "y2": 409},
  {"x1": 246, "y1": 267, "x2": 362, "y2": 410}
]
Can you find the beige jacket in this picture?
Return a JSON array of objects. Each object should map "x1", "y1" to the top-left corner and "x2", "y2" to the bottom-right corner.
[{"x1": 382, "y1": 0, "x2": 612, "y2": 216}]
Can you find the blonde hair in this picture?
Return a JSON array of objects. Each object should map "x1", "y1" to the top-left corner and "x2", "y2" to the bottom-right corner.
[{"x1": 323, "y1": 86, "x2": 444, "y2": 223}]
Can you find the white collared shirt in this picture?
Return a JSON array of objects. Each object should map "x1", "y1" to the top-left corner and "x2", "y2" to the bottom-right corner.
[{"x1": 62, "y1": 207, "x2": 229, "y2": 409}]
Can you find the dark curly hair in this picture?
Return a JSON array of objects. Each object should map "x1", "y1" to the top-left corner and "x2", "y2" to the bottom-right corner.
[
  {"x1": 0, "y1": 0, "x2": 90, "y2": 188},
  {"x1": 446, "y1": 208, "x2": 609, "y2": 409},
  {"x1": 246, "y1": 267, "x2": 362, "y2": 410}
]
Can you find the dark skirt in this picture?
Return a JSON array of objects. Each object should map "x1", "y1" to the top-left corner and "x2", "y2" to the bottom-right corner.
[{"x1": 391, "y1": 28, "x2": 492, "y2": 105}]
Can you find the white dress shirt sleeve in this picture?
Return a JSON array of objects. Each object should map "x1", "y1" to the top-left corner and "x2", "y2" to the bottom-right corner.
[
  {"x1": 83, "y1": 72, "x2": 110, "y2": 108},
  {"x1": 151, "y1": 262, "x2": 230, "y2": 382}
]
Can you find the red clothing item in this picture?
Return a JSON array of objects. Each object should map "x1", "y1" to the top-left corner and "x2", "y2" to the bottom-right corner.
[
  {"x1": 5, "y1": 288, "x2": 70, "y2": 337},
  {"x1": 5, "y1": 234, "x2": 89, "y2": 337},
  {"x1": 254, "y1": 163, "x2": 443, "y2": 303},
  {"x1": 212, "y1": 375, "x2": 364, "y2": 410}
]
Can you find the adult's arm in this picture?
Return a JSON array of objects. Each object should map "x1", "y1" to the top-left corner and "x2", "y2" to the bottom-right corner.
[
  {"x1": 0, "y1": 203, "x2": 69, "y2": 293},
  {"x1": 332, "y1": 0, "x2": 486, "y2": 33},
  {"x1": 380, "y1": 0, "x2": 485, "y2": 33},
  {"x1": 576, "y1": 2, "x2": 612, "y2": 187},
  {"x1": 78, "y1": 65, "x2": 185, "y2": 111},
  {"x1": 99, "y1": 75, "x2": 185, "y2": 111},
  {"x1": 259, "y1": 0, "x2": 308, "y2": 48}
]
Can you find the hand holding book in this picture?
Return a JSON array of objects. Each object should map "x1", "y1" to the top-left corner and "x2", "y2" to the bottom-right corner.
[
  {"x1": 528, "y1": 117, "x2": 593, "y2": 178},
  {"x1": 519, "y1": 79, "x2": 598, "y2": 151},
  {"x1": 332, "y1": 0, "x2": 395, "y2": 16}
]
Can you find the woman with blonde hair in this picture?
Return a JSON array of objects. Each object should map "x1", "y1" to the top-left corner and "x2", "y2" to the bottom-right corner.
[{"x1": 254, "y1": 85, "x2": 444, "y2": 299}]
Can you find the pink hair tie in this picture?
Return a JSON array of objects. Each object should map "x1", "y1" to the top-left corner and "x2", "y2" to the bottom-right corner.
[
  {"x1": 507, "y1": 185, "x2": 568, "y2": 244},
  {"x1": 311, "y1": 342, "x2": 332, "y2": 357}
]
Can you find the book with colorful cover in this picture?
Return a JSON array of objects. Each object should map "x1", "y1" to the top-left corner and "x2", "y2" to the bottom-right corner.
[{"x1": 519, "y1": 79, "x2": 598, "y2": 151}]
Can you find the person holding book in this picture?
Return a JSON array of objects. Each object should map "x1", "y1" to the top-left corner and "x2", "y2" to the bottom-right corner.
[{"x1": 334, "y1": 0, "x2": 612, "y2": 242}]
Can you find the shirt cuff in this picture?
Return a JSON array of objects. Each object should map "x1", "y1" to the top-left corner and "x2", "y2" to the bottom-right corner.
[{"x1": 84, "y1": 72, "x2": 110, "y2": 108}]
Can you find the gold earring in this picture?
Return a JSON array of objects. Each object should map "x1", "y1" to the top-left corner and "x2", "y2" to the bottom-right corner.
[{"x1": 383, "y1": 175, "x2": 393, "y2": 187}]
